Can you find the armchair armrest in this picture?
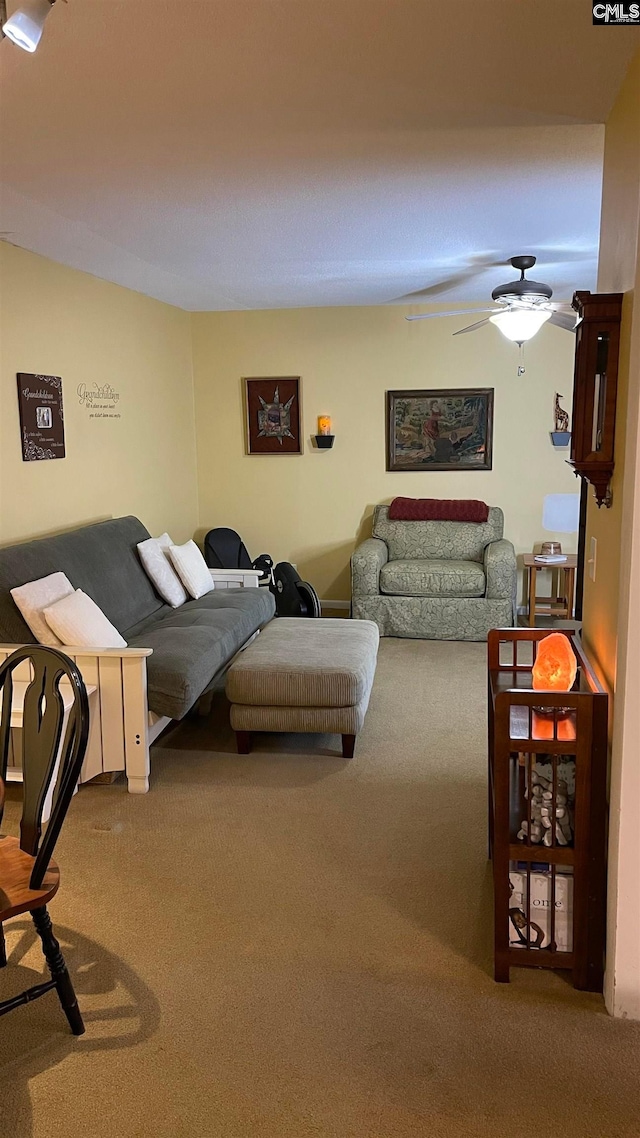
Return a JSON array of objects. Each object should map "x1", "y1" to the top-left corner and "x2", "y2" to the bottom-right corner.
[
  {"x1": 351, "y1": 538, "x2": 389, "y2": 596},
  {"x1": 484, "y1": 540, "x2": 517, "y2": 603}
]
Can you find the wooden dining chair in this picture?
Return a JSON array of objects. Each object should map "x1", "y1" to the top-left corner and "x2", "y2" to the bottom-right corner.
[{"x1": 0, "y1": 645, "x2": 90, "y2": 1035}]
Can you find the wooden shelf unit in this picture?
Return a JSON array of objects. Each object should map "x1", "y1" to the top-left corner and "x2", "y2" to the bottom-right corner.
[{"x1": 487, "y1": 628, "x2": 608, "y2": 991}]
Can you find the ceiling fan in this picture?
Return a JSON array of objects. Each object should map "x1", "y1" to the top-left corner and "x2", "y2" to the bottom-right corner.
[{"x1": 405, "y1": 255, "x2": 577, "y2": 343}]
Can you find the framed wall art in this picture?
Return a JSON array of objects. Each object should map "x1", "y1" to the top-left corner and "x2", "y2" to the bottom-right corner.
[
  {"x1": 17, "y1": 373, "x2": 66, "y2": 462},
  {"x1": 244, "y1": 376, "x2": 302, "y2": 455},
  {"x1": 386, "y1": 388, "x2": 494, "y2": 472}
]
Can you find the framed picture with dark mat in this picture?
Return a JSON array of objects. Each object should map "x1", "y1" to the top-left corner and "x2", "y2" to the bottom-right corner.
[
  {"x1": 244, "y1": 376, "x2": 302, "y2": 455},
  {"x1": 386, "y1": 388, "x2": 494, "y2": 472},
  {"x1": 17, "y1": 373, "x2": 66, "y2": 462}
]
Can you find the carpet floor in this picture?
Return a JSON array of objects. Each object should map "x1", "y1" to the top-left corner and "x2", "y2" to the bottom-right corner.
[{"x1": 1, "y1": 639, "x2": 639, "y2": 1138}]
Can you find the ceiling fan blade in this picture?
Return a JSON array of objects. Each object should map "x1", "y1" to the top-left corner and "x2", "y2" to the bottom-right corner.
[
  {"x1": 533, "y1": 247, "x2": 596, "y2": 264},
  {"x1": 405, "y1": 308, "x2": 497, "y2": 322},
  {"x1": 453, "y1": 318, "x2": 492, "y2": 336},
  {"x1": 397, "y1": 272, "x2": 480, "y2": 302},
  {"x1": 395, "y1": 253, "x2": 509, "y2": 302},
  {"x1": 547, "y1": 312, "x2": 577, "y2": 332}
]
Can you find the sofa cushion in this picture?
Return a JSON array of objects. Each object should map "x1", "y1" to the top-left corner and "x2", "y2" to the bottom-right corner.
[
  {"x1": 0, "y1": 516, "x2": 163, "y2": 642},
  {"x1": 44, "y1": 589, "x2": 128, "y2": 648},
  {"x1": 168, "y1": 539, "x2": 215, "y2": 600},
  {"x1": 137, "y1": 534, "x2": 188, "y2": 608},
  {"x1": 10, "y1": 571, "x2": 74, "y2": 647},
  {"x1": 126, "y1": 587, "x2": 276, "y2": 719},
  {"x1": 380, "y1": 559, "x2": 486, "y2": 598},
  {"x1": 372, "y1": 504, "x2": 504, "y2": 562}
]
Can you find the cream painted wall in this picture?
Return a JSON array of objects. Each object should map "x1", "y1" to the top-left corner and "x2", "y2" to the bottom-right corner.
[
  {"x1": 191, "y1": 305, "x2": 577, "y2": 602},
  {"x1": 581, "y1": 50, "x2": 640, "y2": 1020},
  {"x1": 0, "y1": 243, "x2": 198, "y2": 546}
]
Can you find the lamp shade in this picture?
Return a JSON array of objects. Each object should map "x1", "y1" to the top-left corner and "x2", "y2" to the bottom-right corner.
[
  {"x1": 542, "y1": 493, "x2": 580, "y2": 533},
  {"x1": 489, "y1": 308, "x2": 552, "y2": 343},
  {"x1": 3, "y1": 0, "x2": 53, "y2": 51}
]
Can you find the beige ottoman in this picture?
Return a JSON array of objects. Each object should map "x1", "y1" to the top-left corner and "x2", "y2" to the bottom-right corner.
[{"x1": 226, "y1": 618, "x2": 379, "y2": 757}]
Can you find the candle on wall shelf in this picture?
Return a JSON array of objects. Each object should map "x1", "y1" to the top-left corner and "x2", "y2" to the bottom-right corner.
[{"x1": 315, "y1": 415, "x2": 335, "y2": 449}]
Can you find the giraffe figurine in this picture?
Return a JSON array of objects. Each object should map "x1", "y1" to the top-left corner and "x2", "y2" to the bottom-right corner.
[{"x1": 554, "y1": 393, "x2": 570, "y2": 433}]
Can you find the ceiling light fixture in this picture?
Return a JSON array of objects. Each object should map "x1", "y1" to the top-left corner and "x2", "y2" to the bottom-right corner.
[
  {"x1": 2, "y1": 0, "x2": 56, "y2": 53},
  {"x1": 489, "y1": 307, "x2": 552, "y2": 344}
]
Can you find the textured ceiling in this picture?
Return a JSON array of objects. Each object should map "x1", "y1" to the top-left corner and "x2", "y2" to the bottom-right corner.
[{"x1": 0, "y1": 1, "x2": 638, "y2": 310}]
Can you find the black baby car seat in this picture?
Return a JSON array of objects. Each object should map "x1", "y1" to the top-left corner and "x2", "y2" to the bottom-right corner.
[
  {"x1": 204, "y1": 527, "x2": 273, "y2": 586},
  {"x1": 203, "y1": 528, "x2": 320, "y2": 618}
]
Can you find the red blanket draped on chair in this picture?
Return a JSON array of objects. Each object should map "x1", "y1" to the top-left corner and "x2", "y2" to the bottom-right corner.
[{"x1": 388, "y1": 498, "x2": 490, "y2": 523}]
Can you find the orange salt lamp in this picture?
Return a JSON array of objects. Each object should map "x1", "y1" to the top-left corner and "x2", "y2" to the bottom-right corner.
[{"x1": 532, "y1": 632, "x2": 577, "y2": 691}]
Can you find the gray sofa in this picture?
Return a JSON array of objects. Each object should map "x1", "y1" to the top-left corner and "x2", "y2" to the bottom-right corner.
[
  {"x1": 0, "y1": 516, "x2": 275, "y2": 720},
  {"x1": 0, "y1": 517, "x2": 275, "y2": 792},
  {"x1": 351, "y1": 504, "x2": 516, "y2": 640}
]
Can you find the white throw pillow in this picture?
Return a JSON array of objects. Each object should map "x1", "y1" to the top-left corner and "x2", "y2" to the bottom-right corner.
[
  {"x1": 168, "y1": 540, "x2": 214, "y2": 600},
  {"x1": 11, "y1": 572, "x2": 75, "y2": 647},
  {"x1": 43, "y1": 589, "x2": 127, "y2": 648},
  {"x1": 137, "y1": 535, "x2": 187, "y2": 608}
]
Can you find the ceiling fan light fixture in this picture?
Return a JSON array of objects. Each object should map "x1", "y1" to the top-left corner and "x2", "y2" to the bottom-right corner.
[
  {"x1": 489, "y1": 308, "x2": 552, "y2": 343},
  {"x1": 3, "y1": 0, "x2": 54, "y2": 52}
]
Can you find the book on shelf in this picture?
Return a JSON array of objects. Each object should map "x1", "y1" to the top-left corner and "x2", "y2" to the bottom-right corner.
[
  {"x1": 534, "y1": 554, "x2": 568, "y2": 564},
  {"x1": 509, "y1": 870, "x2": 573, "y2": 952}
]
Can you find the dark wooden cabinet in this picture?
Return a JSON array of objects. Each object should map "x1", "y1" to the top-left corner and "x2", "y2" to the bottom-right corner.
[
  {"x1": 568, "y1": 291, "x2": 623, "y2": 507},
  {"x1": 488, "y1": 629, "x2": 608, "y2": 991}
]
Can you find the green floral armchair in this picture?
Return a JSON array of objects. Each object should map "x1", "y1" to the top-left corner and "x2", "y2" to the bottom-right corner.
[{"x1": 351, "y1": 505, "x2": 516, "y2": 640}]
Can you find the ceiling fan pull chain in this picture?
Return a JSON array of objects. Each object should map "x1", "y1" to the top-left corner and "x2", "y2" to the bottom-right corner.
[{"x1": 517, "y1": 342, "x2": 526, "y2": 376}]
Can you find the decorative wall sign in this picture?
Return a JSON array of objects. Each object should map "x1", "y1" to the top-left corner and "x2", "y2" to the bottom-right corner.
[
  {"x1": 244, "y1": 376, "x2": 302, "y2": 454},
  {"x1": 386, "y1": 388, "x2": 494, "y2": 471},
  {"x1": 77, "y1": 382, "x2": 121, "y2": 420},
  {"x1": 17, "y1": 373, "x2": 65, "y2": 462}
]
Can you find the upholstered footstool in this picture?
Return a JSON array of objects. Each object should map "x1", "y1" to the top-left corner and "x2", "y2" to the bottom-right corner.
[{"x1": 226, "y1": 618, "x2": 379, "y2": 757}]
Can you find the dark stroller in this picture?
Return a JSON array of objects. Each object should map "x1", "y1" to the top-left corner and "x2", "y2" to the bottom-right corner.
[{"x1": 203, "y1": 528, "x2": 321, "y2": 618}]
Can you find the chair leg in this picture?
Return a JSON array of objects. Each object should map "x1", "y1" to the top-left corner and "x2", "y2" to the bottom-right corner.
[
  {"x1": 0, "y1": 925, "x2": 6, "y2": 968},
  {"x1": 31, "y1": 907, "x2": 85, "y2": 1036}
]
